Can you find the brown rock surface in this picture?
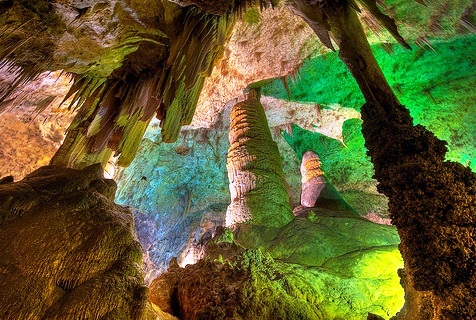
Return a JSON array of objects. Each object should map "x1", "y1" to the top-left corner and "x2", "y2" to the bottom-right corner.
[
  {"x1": 0, "y1": 69, "x2": 74, "y2": 180},
  {"x1": 0, "y1": 164, "x2": 173, "y2": 319}
]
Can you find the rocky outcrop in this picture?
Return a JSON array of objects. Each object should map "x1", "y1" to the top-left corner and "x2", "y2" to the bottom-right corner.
[
  {"x1": 226, "y1": 91, "x2": 293, "y2": 228},
  {"x1": 151, "y1": 212, "x2": 404, "y2": 320},
  {"x1": 0, "y1": 164, "x2": 173, "y2": 319}
]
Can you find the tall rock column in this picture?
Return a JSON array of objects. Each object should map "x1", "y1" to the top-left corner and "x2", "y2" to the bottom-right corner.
[
  {"x1": 289, "y1": 1, "x2": 476, "y2": 318},
  {"x1": 226, "y1": 89, "x2": 293, "y2": 228}
]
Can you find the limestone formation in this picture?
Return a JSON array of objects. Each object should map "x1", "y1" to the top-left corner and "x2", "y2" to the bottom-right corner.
[
  {"x1": 300, "y1": 150, "x2": 326, "y2": 207},
  {"x1": 288, "y1": 0, "x2": 476, "y2": 318},
  {"x1": 1, "y1": 2, "x2": 235, "y2": 169},
  {"x1": 0, "y1": 164, "x2": 174, "y2": 319},
  {"x1": 226, "y1": 90, "x2": 293, "y2": 228},
  {"x1": 0, "y1": 1, "x2": 475, "y2": 319},
  {"x1": 361, "y1": 101, "x2": 476, "y2": 319},
  {"x1": 151, "y1": 213, "x2": 404, "y2": 320},
  {"x1": 299, "y1": 150, "x2": 357, "y2": 213}
]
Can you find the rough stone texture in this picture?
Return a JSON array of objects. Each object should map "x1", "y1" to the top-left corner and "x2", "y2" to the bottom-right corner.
[
  {"x1": 193, "y1": 6, "x2": 317, "y2": 127},
  {"x1": 1, "y1": 1, "x2": 237, "y2": 169},
  {"x1": 0, "y1": 69, "x2": 75, "y2": 179},
  {"x1": 361, "y1": 101, "x2": 476, "y2": 319},
  {"x1": 290, "y1": 1, "x2": 476, "y2": 317},
  {"x1": 0, "y1": 164, "x2": 173, "y2": 319},
  {"x1": 394, "y1": 269, "x2": 434, "y2": 320},
  {"x1": 0, "y1": 0, "x2": 169, "y2": 77},
  {"x1": 226, "y1": 94, "x2": 293, "y2": 228},
  {"x1": 234, "y1": 208, "x2": 399, "y2": 268},
  {"x1": 114, "y1": 117, "x2": 231, "y2": 276},
  {"x1": 151, "y1": 227, "x2": 403, "y2": 320}
]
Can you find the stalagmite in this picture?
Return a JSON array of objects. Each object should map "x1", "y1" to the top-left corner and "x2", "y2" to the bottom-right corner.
[
  {"x1": 226, "y1": 88, "x2": 293, "y2": 228},
  {"x1": 300, "y1": 150, "x2": 326, "y2": 207},
  {"x1": 299, "y1": 150, "x2": 357, "y2": 213}
]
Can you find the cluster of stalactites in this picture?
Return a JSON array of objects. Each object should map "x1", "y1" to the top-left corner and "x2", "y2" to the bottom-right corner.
[
  {"x1": 286, "y1": 0, "x2": 411, "y2": 51},
  {"x1": 170, "y1": 0, "x2": 280, "y2": 16},
  {"x1": 50, "y1": 7, "x2": 235, "y2": 169}
]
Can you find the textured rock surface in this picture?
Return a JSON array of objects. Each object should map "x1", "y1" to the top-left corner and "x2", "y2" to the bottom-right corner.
[
  {"x1": 115, "y1": 118, "x2": 231, "y2": 276},
  {"x1": 0, "y1": 165, "x2": 173, "y2": 319},
  {"x1": 226, "y1": 93, "x2": 293, "y2": 228},
  {"x1": 193, "y1": 6, "x2": 317, "y2": 127},
  {"x1": 288, "y1": 1, "x2": 476, "y2": 317},
  {"x1": 361, "y1": 100, "x2": 476, "y2": 319},
  {"x1": 0, "y1": 69, "x2": 74, "y2": 179},
  {"x1": 234, "y1": 208, "x2": 399, "y2": 267},
  {"x1": 300, "y1": 150, "x2": 327, "y2": 207},
  {"x1": 151, "y1": 226, "x2": 403, "y2": 320}
]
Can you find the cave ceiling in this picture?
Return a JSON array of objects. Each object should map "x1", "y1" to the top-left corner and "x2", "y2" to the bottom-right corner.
[{"x1": 0, "y1": 0, "x2": 475, "y2": 172}]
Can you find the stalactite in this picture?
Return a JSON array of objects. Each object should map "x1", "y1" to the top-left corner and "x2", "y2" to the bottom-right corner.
[
  {"x1": 171, "y1": 0, "x2": 279, "y2": 16},
  {"x1": 1, "y1": 3, "x2": 236, "y2": 170},
  {"x1": 226, "y1": 88, "x2": 293, "y2": 228},
  {"x1": 47, "y1": 6, "x2": 236, "y2": 169}
]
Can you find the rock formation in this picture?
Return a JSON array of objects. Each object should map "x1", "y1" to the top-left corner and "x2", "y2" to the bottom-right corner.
[
  {"x1": 287, "y1": 0, "x2": 476, "y2": 318},
  {"x1": 361, "y1": 99, "x2": 476, "y2": 319},
  {"x1": 298, "y1": 150, "x2": 356, "y2": 213},
  {"x1": 0, "y1": 0, "x2": 475, "y2": 319},
  {"x1": 226, "y1": 89, "x2": 293, "y2": 228},
  {"x1": 300, "y1": 150, "x2": 326, "y2": 207},
  {"x1": 0, "y1": 164, "x2": 174, "y2": 319},
  {"x1": 150, "y1": 212, "x2": 404, "y2": 320},
  {"x1": 1, "y1": 1, "x2": 236, "y2": 169}
]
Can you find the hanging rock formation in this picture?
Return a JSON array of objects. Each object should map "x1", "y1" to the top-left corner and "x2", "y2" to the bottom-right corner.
[
  {"x1": 226, "y1": 89, "x2": 293, "y2": 228},
  {"x1": 0, "y1": 164, "x2": 174, "y2": 319},
  {"x1": 1, "y1": 1, "x2": 235, "y2": 170}
]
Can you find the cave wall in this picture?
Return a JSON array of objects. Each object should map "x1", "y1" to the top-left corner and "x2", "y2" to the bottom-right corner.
[
  {"x1": 263, "y1": 34, "x2": 476, "y2": 217},
  {"x1": 0, "y1": 164, "x2": 174, "y2": 319}
]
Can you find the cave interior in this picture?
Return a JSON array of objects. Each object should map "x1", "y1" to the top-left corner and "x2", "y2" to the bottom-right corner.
[{"x1": 0, "y1": 0, "x2": 475, "y2": 319}]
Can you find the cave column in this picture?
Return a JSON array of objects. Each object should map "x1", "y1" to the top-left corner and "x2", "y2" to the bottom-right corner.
[
  {"x1": 326, "y1": 4, "x2": 399, "y2": 107},
  {"x1": 225, "y1": 88, "x2": 293, "y2": 228},
  {"x1": 312, "y1": 3, "x2": 476, "y2": 319}
]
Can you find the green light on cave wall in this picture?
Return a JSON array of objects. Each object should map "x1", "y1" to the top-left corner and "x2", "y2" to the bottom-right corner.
[{"x1": 263, "y1": 36, "x2": 476, "y2": 177}]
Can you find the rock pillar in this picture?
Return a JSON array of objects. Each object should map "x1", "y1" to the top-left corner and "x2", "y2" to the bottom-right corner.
[
  {"x1": 289, "y1": 2, "x2": 476, "y2": 317},
  {"x1": 300, "y1": 150, "x2": 356, "y2": 213},
  {"x1": 226, "y1": 90, "x2": 293, "y2": 228},
  {"x1": 300, "y1": 151, "x2": 326, "y2": 207}
]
